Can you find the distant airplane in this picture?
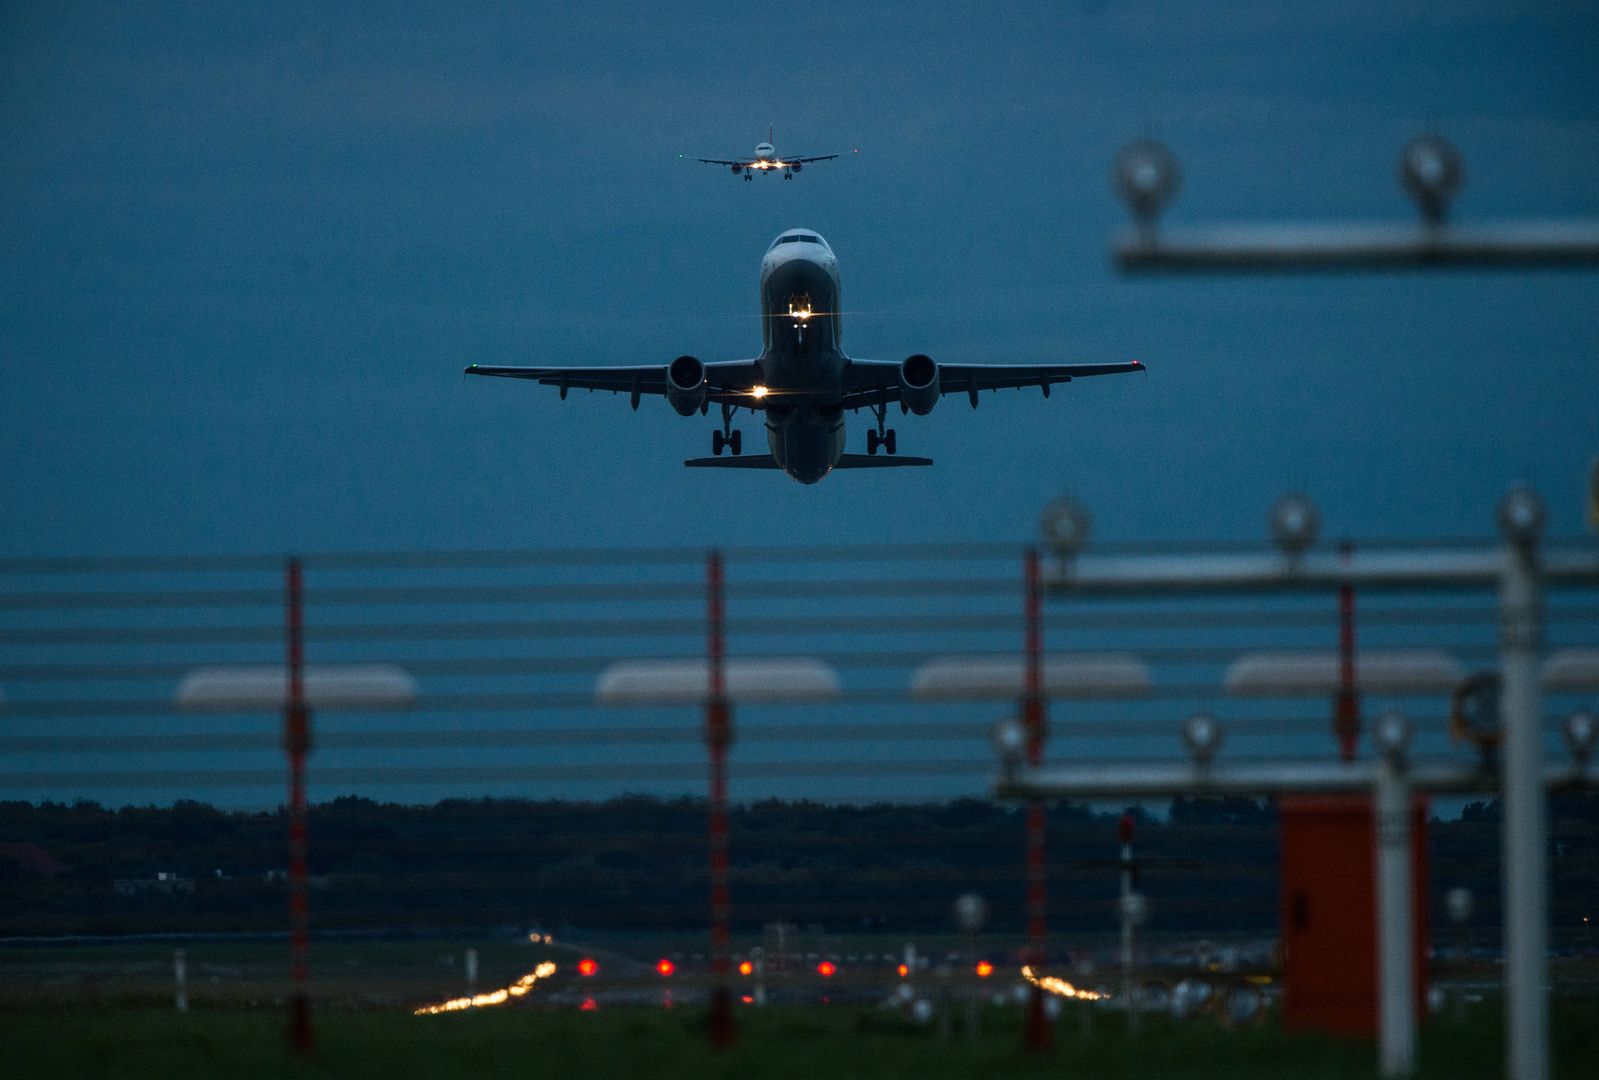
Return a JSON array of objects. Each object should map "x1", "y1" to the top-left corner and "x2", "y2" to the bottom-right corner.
[
  {"x1": 466, "y1": 229, "x2": 1144, "y2": 484},
  {"x1": 693, "y1": 127, "x2": 857, "y2": 179}
]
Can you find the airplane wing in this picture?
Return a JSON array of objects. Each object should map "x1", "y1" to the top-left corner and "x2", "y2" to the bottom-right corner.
[
  {"x1": 698, "y1": 158, "x2": 746, "y2": 166},
  {"x1": 838, "y1": 359, "x2": 1143, "y2": 410},
  {"x1": 785, "y1": 149, "x2": 858, "y2": 165},
  {"x1": 466, "y1": 361, "x2": 766, "y2": 409}
]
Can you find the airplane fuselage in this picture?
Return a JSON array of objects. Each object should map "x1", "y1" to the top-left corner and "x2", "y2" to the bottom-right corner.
[{"x1": 756, "y1": 231, "x2": 850, "y2": 484}]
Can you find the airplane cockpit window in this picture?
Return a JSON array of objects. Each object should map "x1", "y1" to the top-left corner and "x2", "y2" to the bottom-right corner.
[{"x1": 769, "y1": 234, "x2": 830, "y2": 250}]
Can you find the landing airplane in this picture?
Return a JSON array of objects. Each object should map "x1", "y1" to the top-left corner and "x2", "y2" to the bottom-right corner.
[
  {"x1": 466, "y1": 229, "x2": 1144, "y2": 484},
  {"x1": 694, "y1": 127, "x2": 856, "y2": 179}
]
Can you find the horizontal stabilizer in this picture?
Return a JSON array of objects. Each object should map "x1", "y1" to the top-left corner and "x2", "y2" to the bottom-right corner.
[
  {"x1": 832, "y1": 454, "x2": 933, "y2": 468},
  {"x1": 683, "y1": 454, "x2": 934, "y2": 470},
  {"x1": 684, "y1": 455, "x2": 783, "y2": 469}
]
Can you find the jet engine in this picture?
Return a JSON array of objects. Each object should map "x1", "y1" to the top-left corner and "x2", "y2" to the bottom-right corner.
[
  {"x1": 898, "y1": 354, "x2": 940, "y2": 415},
  {"x1": 666, "y1": 355, "x2": 708, "y2": 416}
]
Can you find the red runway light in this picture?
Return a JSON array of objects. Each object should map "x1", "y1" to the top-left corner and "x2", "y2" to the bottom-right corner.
[
  {"x1": 656, "y1": 958, "x2": 675, "y2": 977},
  {"x1": 975, "y1": 960, "x2": 994, "y2": 978},
  {"x1": 579, "y1": 997, "x2": 598, "y2": 1011},
  {"x1": 577, "y1": 958, "x2": 598, "y2": 977},
  {"x1": 817, "y1": 961, "x2": 836, "y2": 977},
  {"x1": 897, "y1": 963, "x2": 909, "y2": 977},
  {"x1": 738, "y1": 960, "x2": 753, "y2": 976}
]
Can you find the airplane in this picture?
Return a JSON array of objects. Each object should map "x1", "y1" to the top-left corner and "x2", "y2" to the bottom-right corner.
[
  {"x1": 693, "y1": 127, "x2": 856, "y2": 179},
  {"x1": 465, "y1": 229, "x2": 1144, "y2": 485}
]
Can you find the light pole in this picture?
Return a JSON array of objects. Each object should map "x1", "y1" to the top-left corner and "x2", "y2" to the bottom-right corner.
[
  {"x1": 954, "y1": 893, "x2": 987, "y2": 1039},
  {"x1": 1497, "y1": 486, "x2": 1548, "y2": 1080},
  {"x1": 1116, "y1": 813, "x2": 1148, "y2": 1034},
  {"x1": 176, "y1": 622, "x2": 415, "y2": 1056},
  {"x1": 1372, "y1": 709, "x2": 1415, "y2": 1078},
  {"x1": 594, "y1": 649, "x2": 841, "y2": 1050}
]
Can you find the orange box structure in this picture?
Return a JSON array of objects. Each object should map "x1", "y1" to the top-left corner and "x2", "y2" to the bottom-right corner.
[{"x1": 1279, "y1": 795, "x2": 1429, "y2": 1035}]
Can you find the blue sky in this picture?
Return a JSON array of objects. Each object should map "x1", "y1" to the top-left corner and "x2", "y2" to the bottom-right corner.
[
  {"x1": 2, "y1": 2, "x2": 1597, "y2": 808},
  {"x1": 3, "y1": 1, "x2": 1596, "y2": 559}
]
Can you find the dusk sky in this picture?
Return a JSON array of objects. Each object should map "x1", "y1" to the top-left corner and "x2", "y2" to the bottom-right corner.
[
  {"x1": 4, "y1": 1, "x2": 1596, "y2": 560},
  {"x1": 2, "y1": 4, "x2": 1597, "y2": 807}
]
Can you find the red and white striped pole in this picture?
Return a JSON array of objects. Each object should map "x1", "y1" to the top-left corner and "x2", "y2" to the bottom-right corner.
[
  {"x1": 705, "y1": 550, "x2": 735, "y2": 1048},
  {"x1": 284, "y1": 557, "x2": 313, "y2": 1056},
  {"x1": 1023, "y1": 547, "x2": 1052, "y2": 1050}
]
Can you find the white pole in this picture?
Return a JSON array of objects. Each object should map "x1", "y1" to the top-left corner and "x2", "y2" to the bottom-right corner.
[
  {"x1": 1499, "y1": 515, "x2": 1547, "y2": 1080},
  {"x1": 173, "y1": 948, "x2": 188, "y2": 1013},
  {"x1": 1375, "y1": 757, "x2": 1414, "y2": 1076},
  {"x1": 464, "y1": 948, "x2": 478, "y2": 995},
  {"x1": 752, "y1": 947, "x2": 767, "y2": 1007},
  {"x1": 1121, "y1": 838, "x2": 1137, "y2": 1034}
]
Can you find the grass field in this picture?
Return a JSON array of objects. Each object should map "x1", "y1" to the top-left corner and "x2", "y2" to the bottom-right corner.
[
  {"x1": 5, "y1": 938, "x2": 1598, "y2": 1078},
  {"x1": 8, "y1": 1002, "x2": 1599, "y2": 1080}
]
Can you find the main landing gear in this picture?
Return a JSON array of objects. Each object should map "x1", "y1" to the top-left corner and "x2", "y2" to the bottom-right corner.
[
  {"x1": 865, "y1": 400, "x2": 897, "y2": 456},
  {"x1": 711, "y1": 402, "x2": 742, "y2": 456}
]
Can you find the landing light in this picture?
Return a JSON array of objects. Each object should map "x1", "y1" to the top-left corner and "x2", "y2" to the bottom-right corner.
[{"x1": 750, "y1": 385, "x2": 769, "y2": 399}]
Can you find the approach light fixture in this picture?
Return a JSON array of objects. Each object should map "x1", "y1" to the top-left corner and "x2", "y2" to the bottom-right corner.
[
  {"x1": 1039, "y1": 496, "x2": 1092, "y2": 557},
  {"x1": 1171, "y1": 978, "x2": 1213, "y2": 1019},
  {"x1": 1223, "y1": 981, "x2": 1266, "y2": 1026},
  {"x1": 1268, "y1": 493, "x2": 1321, "y2": 557},
  {"x1": 1181, "y1": 712, "x2": 1223, "y2": 765},
  {"x1": 954, "y1": 893, "x2": 988, "y2": 934},
  {"x1": 1450, "y1": 672, "x2": 1503, "y2": 750},
  {"x1": 1112, "y1": 138, "x2": 1181, "y2": 225},
  {"x1": 1372, "y1": 708, "x2": 1412, "y2": 764},
  {"x1": 1565, "y1": 710, "x2": 1596, "y2": 767},
  {"x1": 1398, "y1": 135, "x2": 1463, "y2": 225},
  {"x1": 1496, "y1": 484, "x2": 1546, "y2": 548},
  {"x1": 1119, "y1": 892, "x2": 1150, "y2": 928},
  {"x1": 991, "y1": 717, "x2": 1027, "y2": 769}
]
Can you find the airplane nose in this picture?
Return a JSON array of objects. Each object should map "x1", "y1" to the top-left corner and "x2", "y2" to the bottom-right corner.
[{"x1": 764, "y1": 259, "x2": 833, "y2": 312}]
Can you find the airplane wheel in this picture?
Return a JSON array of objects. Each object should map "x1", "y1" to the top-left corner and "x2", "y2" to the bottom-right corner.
[
  {"x1": 712, "y1": 430, "x2": 725, "y2": 456},
  {"x1": 730, "y1": 430, "x2": 742, "y2": 456},
  {"x1": 866, "y1": 430, "x2": 879, "y2": 455},
  {"x1": 885, "y1": 429, "x2": 897, "y2": 455}
]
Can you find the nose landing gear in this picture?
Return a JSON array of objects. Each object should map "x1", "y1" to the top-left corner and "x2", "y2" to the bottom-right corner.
[
  {"x1": 711, "y1": 402, "x2": 743, "y2": 456},
  {"x1": 865, "y1": 400, "x2": 897, "y2": 456}
]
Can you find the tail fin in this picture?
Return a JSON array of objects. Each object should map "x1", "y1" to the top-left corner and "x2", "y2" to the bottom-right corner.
[{"x1": 769, "y1": 124, "x2": 774, "y2": 144}]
